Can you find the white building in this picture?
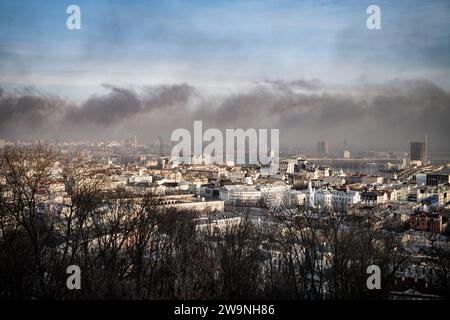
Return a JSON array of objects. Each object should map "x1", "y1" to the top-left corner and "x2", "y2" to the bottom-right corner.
[
  {"x1": 315, "y1": 188, "x2": 333, "y2": 209},
  {"x1": 331, "y1": 188, "x2": 361, "y2": 208},
  {"x1": 287, "y1": 161, "x2": 296, "y2": 174},
  {"x1": 219, "y1": 182, "x2": 291, "y2": 207},
  {"x1": 299, "y1": 181, "x2": 361, "y2": 209},
  {"x1": 361, "y1": 191, "x2": 388, "y2": 206},
  {"x1": 219, "y1": 185, "x2": 262, "y2": 206},
  {"x1": 195, "y1": 214, "x2": 242, "y2": 232},
  {"x1": 127, "y1": 175, "x2": 153, "y2": 184}
]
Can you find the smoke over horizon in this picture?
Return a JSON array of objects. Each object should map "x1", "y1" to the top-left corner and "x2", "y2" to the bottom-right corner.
[{"x1": 0, "y1": 78, "x2": 449, "y2": 151}]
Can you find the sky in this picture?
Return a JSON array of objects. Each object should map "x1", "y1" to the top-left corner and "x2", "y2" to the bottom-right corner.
[{"x1": 1, "y1": 0, "x2": 450, "y2": 150}]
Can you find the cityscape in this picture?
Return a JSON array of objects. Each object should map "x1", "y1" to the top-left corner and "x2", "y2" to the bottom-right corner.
[
  {"x1": 1, "y1": 133, "x2": 449, "y2": 300},
  {"x1": 1, "y1": 0, "x2": 450, "y2": 307}
]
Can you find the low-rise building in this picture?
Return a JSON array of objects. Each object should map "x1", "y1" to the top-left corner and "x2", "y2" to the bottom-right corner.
[
  {"x1": 160, "y1": 194, "x2": 224, "y2": 213},
  {"x1": 409, "y1": 211, "x2": 443, "y2": 234},
  {"x1": 361, "y1": 191, "x2": 388, "y2": 206}
]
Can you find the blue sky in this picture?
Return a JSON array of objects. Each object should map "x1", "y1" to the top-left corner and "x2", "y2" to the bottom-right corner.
[{"x1": 1, "y1": 0, "x2": 450, "y2": 98}]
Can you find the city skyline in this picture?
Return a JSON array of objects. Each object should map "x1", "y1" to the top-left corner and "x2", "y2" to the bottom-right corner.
[{"x1": 1, "y1": 79, "x2": 449, "y2": 151}]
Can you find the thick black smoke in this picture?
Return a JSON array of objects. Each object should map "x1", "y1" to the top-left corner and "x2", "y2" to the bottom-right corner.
[
  {"x1": 0, "y1": 88, "x2": 66, "y2": 139},
  {"x1": 64, "y1": 83, "x2": 196, "y2": 126},
  {"x1": 0, "y1": 79, "x2": 449, "y2": 149},
  {"x1": 195, "y1": 79, "x2": 450, "y2": 150},
  {"x1": 66, "y1": 85, "x2": 141, "y2": 125}
]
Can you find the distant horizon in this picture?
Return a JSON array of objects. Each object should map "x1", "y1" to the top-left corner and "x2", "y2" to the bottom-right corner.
[{"x1": 3, "y1": 134, "x2": 450, "y2": 155}]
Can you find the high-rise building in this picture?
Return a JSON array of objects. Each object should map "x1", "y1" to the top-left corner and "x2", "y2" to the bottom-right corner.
[
  {"x1": 410, "y1": 141, "x2": 427, "y2": 164},
  {"x1": 133, "y1": 134, "x2": 137, "y2": 150},
  {"x1": 317, "y1": 141, "x2": 328, "y2": 154}
]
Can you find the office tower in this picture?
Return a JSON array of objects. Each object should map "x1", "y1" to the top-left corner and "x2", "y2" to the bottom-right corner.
[
  {"x1": 317, "y1": 141, "x2": 328, "y2": 154},
  {"x1": 133, "y1": 134, "x2": 137, "y2": 150},
  {"x1": 410, "y1": 141, "x2": 427, "y2": 164}
]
